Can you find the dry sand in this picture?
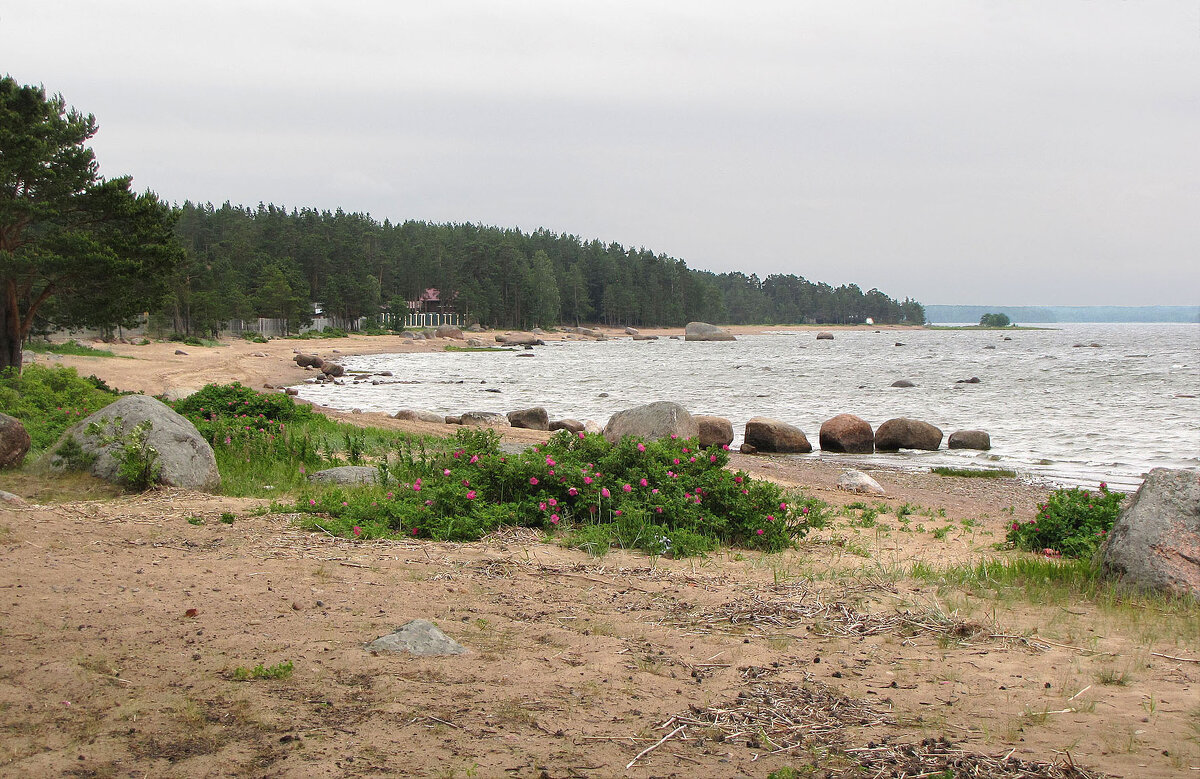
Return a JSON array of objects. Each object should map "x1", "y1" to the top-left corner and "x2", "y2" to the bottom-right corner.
[{"x1": 2, "y1": 330, "x2": 1196, "y2": 777}]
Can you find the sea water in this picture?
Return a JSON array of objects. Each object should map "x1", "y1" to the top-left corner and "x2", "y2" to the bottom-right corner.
[{"x1": 294, "y1": 323, "x2": 1199, "y2": 490}]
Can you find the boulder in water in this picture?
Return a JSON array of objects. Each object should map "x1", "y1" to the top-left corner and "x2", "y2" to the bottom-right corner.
[
  {"x1": 507, "y1": 407, "x2": 550, "y2": 430},
  {"x1": 744, "y1": 417, "x2": 812, "y2": 454},
  {"x1": 694, "y1": 415, "x2": 734, "y2": 448},
  {"x1": 948, "y1": 430, "x2": 991, "y2": 450},
  {"x1": 875, "y1": 418, "x2": 943, "y2": 451},
  {"x1": 819, "y1": 414, "x2": 875, "y2": 454},
  {"x1": 684, "y1": 322, "x2": 736, "y2": 342}
]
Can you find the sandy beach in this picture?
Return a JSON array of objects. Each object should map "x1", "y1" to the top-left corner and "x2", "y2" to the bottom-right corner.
[{"x1": 2, "y1": 329, "x2": 1196, "y2": 778}]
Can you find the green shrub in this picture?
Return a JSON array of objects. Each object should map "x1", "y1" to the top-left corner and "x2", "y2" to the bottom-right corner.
[
  {"x1": 86, "y1": 417, "x2": 161, "y2": 490},
  {"x1": 1007, "y1": 483, "x2": 1124, "y2": 558},
  {"x1": 231, "y1": 661, "x2": 293, "y2": 681},
  {"x1": 294, "y1": 428, "x2": 828, "y2": 557},
  {"x1": 171, "y1": 382, "x2": 312, "y2": 424},
  {"x1": 0, "y1": 364, "x2": 123, "y2": 452},
  {"x1": 23, "y1": 340, "x2": 118, "y2": 358}
]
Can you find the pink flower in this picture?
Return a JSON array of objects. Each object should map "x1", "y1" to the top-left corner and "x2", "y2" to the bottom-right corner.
[
  {"x1": 722, "y1": 444, "x2": 729, "y2": 450},
  {"x1": 462, "y1": 479, "x2": 470, "y2": 486},
  {"x1": 614, "y1": 509, "x2": 622, "y2": 516},
  {"x1": 710, "y1": 455, "x2": 717, "y2": 462},
  {"x1": 639, "y1": 478, "x2": 648, "y2": 487},
  {"x1": 578, "y1": 431, "x2": 585, "y2": 439},
  {"x1": 655, "y1": 507, "x2": 663, "y2": 513},
  {"x1": 670, "y1": 434, "x2": 677, "y2": 439},
  {"x1": 801, "y1": 507, "x2": 809, "y2": 515},
  {"x1": 443, "y1": 469, "x2": 451, "y2": 476},
  {"x1": 309, "y1": 499, "x2": 316, "y2": 505},
  {"x1": 1012, "y1": 522, "x2": 1019, "y2": 530},
  {"x1": 387, "y1": 491, "x2": 394, "y2": 498},
  {"x1": 682, "y1": 448, "x2": 690, "y2": 453},
  {"x1": 546, "y1": 456, "x2": 556, "y2": 466},
  {"x1": 424, "y1": 500, "x2": 432, "y2": 505},
  {"x1": 780, "y1": 502, "x2": 788, "y2": 511},
  {"x1": 689, "y1": 456, "x2": 696, "y2": 463},
  {"x1": 529, "y1": 477, "x2": 539, "y2": 485},
  {"x1": 470, "y1": 454, "x2": 479, "y2": 464},
  {"x1": 412, "y1": 527, "x2": 419, "y2": 535},
  {"x1": 548, "y1": 498, "x2": 557, "y2": 506},
  {"x1": 622, "y1": 483, "x2": 632, "y2": 493},
  {"x1": 735, "y1": 476, "x2": 743, "y2": 483},
  {"x1": 766, "y1": 515, "x2": 775, "y2": 522},
  {"x1": 651, "y1": 488, "x2": 659, "y2": 494},
  {"x1": 550, "y1": 514, "x2": 560, "y2": 524},
  {"x1": 466, "y1": 490, "x2": 476, "y2": 500},
  {"x1": 539, "y1": 502, "x2": 547, "y2": 511},
  {"x1": 637, "y1": 443, "x2": 645, "y2": 452},
  {"x1": 413, "y1": 483, "x2": 421, "y2": 492},
  {"x1": 583, "y1": 476, "x2": 593, "y2": 485},
  {"x1": 352, "y1": 526, "x2": 362, "y2": 537},
  {"x1": 673, "y1": 458, "x2": 680, "y2": 465},
  {"x1": 601, "y1": 487, "x2": 611, "y2": 498},
  {"x1": 756, "y1": 529, "x2": 764, "y2": 535},
  {"x1": 568, "y1": 487, "x2": 578, "y2": 496}
]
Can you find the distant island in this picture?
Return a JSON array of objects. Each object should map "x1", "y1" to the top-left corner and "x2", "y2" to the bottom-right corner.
[{"x1": 925, "y1": 305, "x2": 1199, "y2": 324}]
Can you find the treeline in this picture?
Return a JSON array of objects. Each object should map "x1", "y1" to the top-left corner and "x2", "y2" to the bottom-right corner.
[{"x1": 162, "y1": 202, "x2": 924, "y2": 334}]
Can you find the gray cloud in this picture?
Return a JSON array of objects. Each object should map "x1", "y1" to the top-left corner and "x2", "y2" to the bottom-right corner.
[{"x1": 4, "y1": 0, "x2": 1197, "y2": 305}]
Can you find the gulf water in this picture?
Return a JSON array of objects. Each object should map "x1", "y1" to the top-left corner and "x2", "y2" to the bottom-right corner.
[{"x1": 295, "y1": 323, "x2": 1199, "y2": 491}]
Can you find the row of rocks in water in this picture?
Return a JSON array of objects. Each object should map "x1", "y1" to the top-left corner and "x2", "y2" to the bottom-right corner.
[{"x1": 391, "y1": 401, "x2": 991, "y2": 455}]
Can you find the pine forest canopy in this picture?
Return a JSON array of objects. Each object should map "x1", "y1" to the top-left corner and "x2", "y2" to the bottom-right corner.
[
  {"x1": 1, "y1": 73, "x2": 922, "y2": 357},
  {"x1": 0, "y1": 75, "x2": 180, "y2": 371},
  {"x1": 166, "y1": 201, "x2": 925, "y2": 336}
]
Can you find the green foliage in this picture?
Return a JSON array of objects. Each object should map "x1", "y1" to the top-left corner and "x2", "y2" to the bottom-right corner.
[
  {"x1": 930, "y1": 466, "x2": 1016, "y2": 479},
  {"x1": 171, "y1": 382, "x2": 312, "y2": 424},
  {"x1": 240, "y1": 331, "x2": 268, "y2": 344},
  {"x1": 230, "y1": 661, "x2": 293, "y2": 681},
  {"x1": 1007, "y1": 483, "x2": 1124, "y2": 558},
  {"x1": 23, "y1": 340, "x2": 118, "y2": 358},
  {"x1": 86, "y1": 417, "x2": 161, "y2": 490},
  {"x1": 0, "y1": 364, "x2": 122, "y2": 452},
  {"x1": 0, "y1": 76, "x2": 181, "y2": 370},
  {"x1": 219, "y1": 512, "x2": 236, "y2": 524},
  {"x1": 978, "y1": 312, "x2": 1012, "y2": 327},
  {"x1": 294, "y1": 429, "x2": 826, "y2": 557},
  {"x1": 288, "y1": 327, "x2": 348, "y2": 340},
  {"x1": 52, "y1": 435, "x2": 96, "y2": 471}
]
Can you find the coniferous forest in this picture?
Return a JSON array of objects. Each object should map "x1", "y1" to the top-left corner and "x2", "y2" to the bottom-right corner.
[{"x1": 163, "y1": 202, "x2": 925, "y2": 335}]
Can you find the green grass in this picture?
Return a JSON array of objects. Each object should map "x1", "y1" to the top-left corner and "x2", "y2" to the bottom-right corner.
[
  {"x1": 931, "y1": 466, "x2": 1017, "y2": 479},
  {"x1": 24, "y1": 340, "x2": 127, "y2": 358},
  {"x1": 0, "y1": 364, "x2": 125, "y2": 454},
  {"x1": 444, "y1": 345, "x2": 514, "y2": 352},
  {"x1": 230, "y1": 661, "x2": 293, "y2": 681}
]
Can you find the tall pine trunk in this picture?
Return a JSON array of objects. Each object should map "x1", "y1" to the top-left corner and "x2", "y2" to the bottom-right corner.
[{"x1": 0, "y1": 288, "x2": 22, "y2": 373}]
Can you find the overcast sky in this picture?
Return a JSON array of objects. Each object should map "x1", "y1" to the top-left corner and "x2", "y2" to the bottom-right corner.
[{"x1": 4, "y1": 1, "x2": 1198, "y2": 306}]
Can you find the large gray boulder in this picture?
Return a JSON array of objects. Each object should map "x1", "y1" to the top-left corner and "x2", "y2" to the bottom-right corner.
[
  {"x1": 0, "y1": 413, "x2": 32, "y2": 469},
  {"x1": 684, "y1": 322, "x2": 736, "y2": 342},
  {"x1": 393, "y1": 409, "x2": 446, "y2": 424},
  {"x1": 1100, "y1": 469, "x2": 1200, "y2": 600},
  {"x1": 41, "y1": 395, "x2": 220, "y2": 491},
  {"x1": 460, "y1": 411, "x2": 511, "y2": 428},
  {"x1": 948, "y1": 429, "x2": 991, "y2": 450},
  {"x1": 507, "y1": 407, "x2": 550, "y2": 430},
  {"x1": 744, "y1": 417, "x2": 812, "y2": 454},
  {"x1": 875, "y1": 418, "x2": 943, "y2": 451},
  {"x1": 819, "y1": 414, "x2": 875, "y2": 454},
  {"x1": 321, "y1": 362, "x2": 345, "y2": 378},
  {"x1": 603, "y1": 402, "x2": 698, "y2": 444},
  {"x1": 695, "y1": 415, "x2": 734, "y2": 448},
  {"x1": 293, "y1": 353, "x2": 322, "y2": 368},
  {"x1": 309, "y1": 466, "x2": 379, "y2": 486},
  {"x1": 435, "y1": 324, "x2": 464, "y2": 340},
  {"x1": 495, "y1": 332, "x2": 544, "y2": 346}
]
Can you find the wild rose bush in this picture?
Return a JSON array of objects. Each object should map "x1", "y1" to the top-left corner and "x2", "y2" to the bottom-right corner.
[
  {"x1": 1006, "y1": 483, "x2": 1124, "y2": 559},
  {"x1": 172, "y1": 382, "x2": 312, "y2": 424},
  {"x1": 296, "y1": 428, "x2": 828, "y2": 557}
]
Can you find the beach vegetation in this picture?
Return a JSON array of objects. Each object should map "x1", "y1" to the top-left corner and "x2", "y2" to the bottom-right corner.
[
  {"x1": 1006, "y1": 483, "x2": 1124, "y2": 558},
  {"x1": 22, "y1": 340, "x2": 122, "y2": 358},
  {"x1": 930, "y1": 466, "x2": 1016, "y2": 478},
  {"x1": 229, "y1": 661, "x2": 293, "y2": 681},
  {"x1": 290, "y1": 426, "x2": 826, "y2": 557},
  {"x1": 0, "y1": 364, "x2": 124, "y2": 453},
  {"x1": 978, "y1": 312, "x2": 1012, "y2": 327}
]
